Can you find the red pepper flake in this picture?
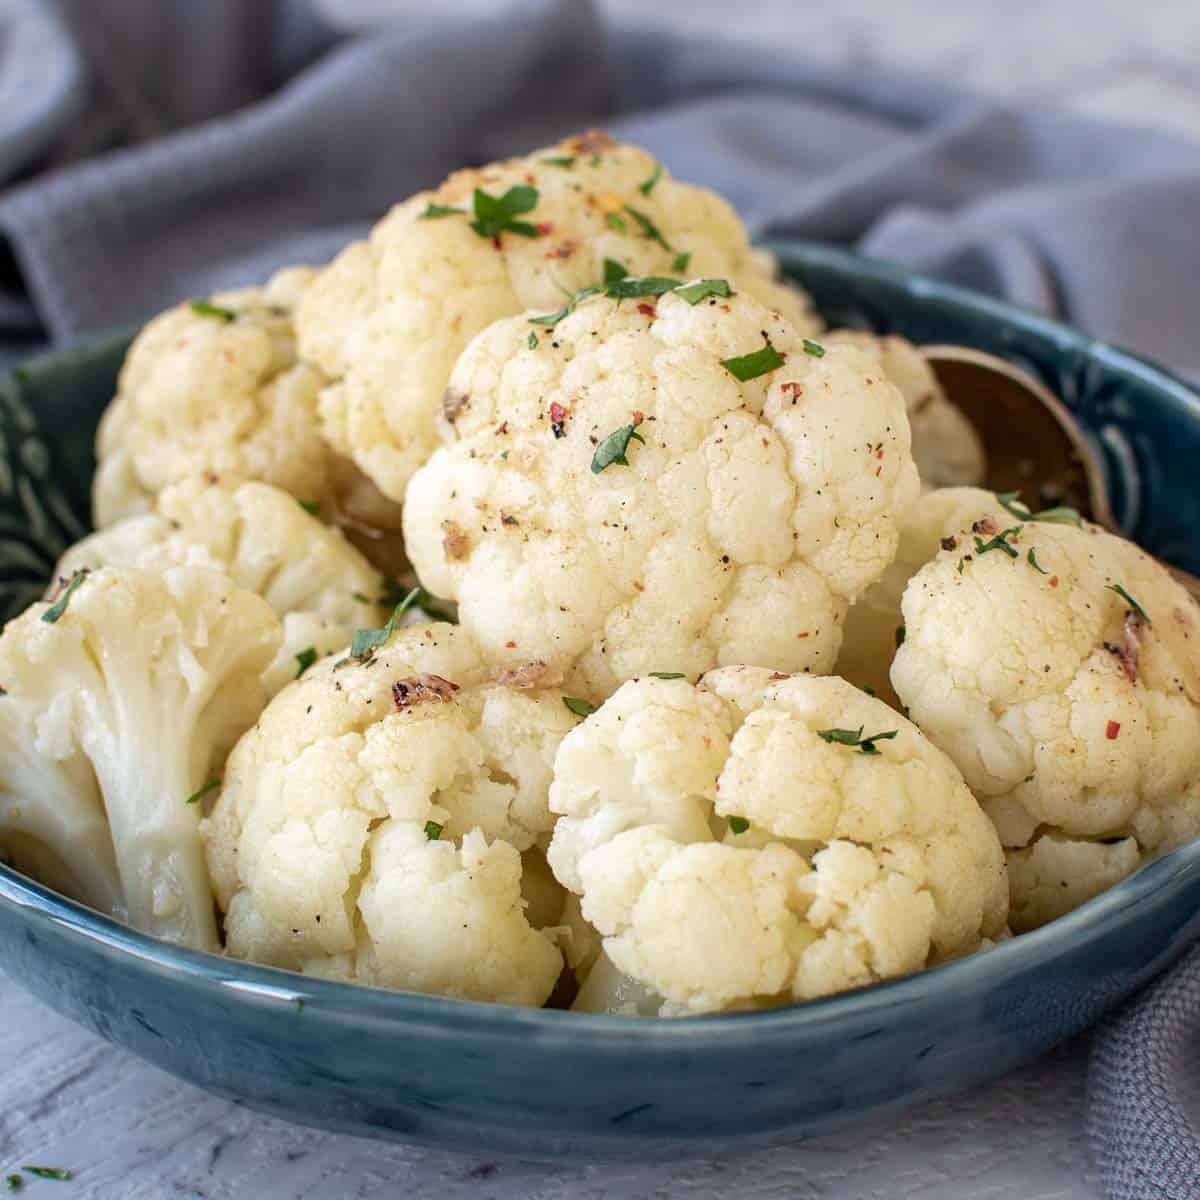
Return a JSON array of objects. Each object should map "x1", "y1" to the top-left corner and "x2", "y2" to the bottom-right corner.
[
  {"x1": 769, "y1": 671, "x2": 789, "y2": 681},
  {"x1": 1106, "y1": 720, "x2": 1121, "y2": 740},
  {"x1": 549, "y1": 401, "x2": 568, "y2": 439},
  {"x1": 781, "y1": 382, "x2": 803, "y2": 401},
  {"x1": 797, "y1": 631, "x2": 809, "y2": 639},
  {"x1": 875, "y1": 447, "x2": 884, "y2": 459},
  {"x1": 491, "y1": 235, "x2": 502, "y2": 250},
  {"x1": 761, "y1": 438, "x2": 769, "y2": 448},
  {"x1": 875, "y1": 466, "x2": 882, "y2": 477},
  {"x1": 631, "y1": 409, "x2": 645, "y2": 425},
  {"x1": 496, "y1": 421, "x2": 508, "y2": 435},
  {"x1": 637, "y1": 303, "x2": 655, "y2": 317},
  {"x1": 505, "y1": 640, "x2": 517, "y2": 649},
  {"x1": 536, "y1": 221, "x2": 554, "y2": 236},
  {"x1": 1049, "y1": 575, "x2": 1060, "y2": 588}
]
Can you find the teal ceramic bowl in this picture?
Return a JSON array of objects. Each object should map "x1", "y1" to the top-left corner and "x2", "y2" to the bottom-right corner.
[{"x1": 0, "y1": 242, "x2": 1198, "y2": 1160}]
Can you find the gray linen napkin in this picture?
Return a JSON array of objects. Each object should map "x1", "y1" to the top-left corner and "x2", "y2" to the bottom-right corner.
[{"x1": 4, "y1": 2, "x2": 1200, "y2": 1194}]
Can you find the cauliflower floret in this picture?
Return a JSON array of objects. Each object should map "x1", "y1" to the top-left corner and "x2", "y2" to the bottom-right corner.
[
  {"x1": 824, "y1": 332, "x2": 986, "y2": 489},
  {"x1": 890, "y1": 500, "x2": 1200, "y2": 930},
  {"x1": 836, "y1": 487, "x2": 1003, "y2": 703},
  {"x1": 547, "y1": 670, "x2": 1007, "y2": 1014},
  {"x1": 92, "y1": 268, "x2": 405, "y2": 570},
  {"x1": 404, "y1": 289, "x2": 918, "y2": 699},
  {"x1": 202, "y1": 623, "x2": 574, "y2": 1005},
  {"x1": 297, "y1": 132, "x2": 821, "y2": 502},
  {"x1": 0, "y1": 566, "x2": 280, "y2": 949}
]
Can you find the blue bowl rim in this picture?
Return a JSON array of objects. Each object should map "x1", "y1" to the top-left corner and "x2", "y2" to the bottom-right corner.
[{"x1": 3, "y1": 239, "x2": 1200, "y2": 1046}]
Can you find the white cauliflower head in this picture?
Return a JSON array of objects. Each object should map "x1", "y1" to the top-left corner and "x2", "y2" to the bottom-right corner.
[
  {"x1": 0, "y1": 566, "x2": 280, "y2": 949},
  {"x1": 890, "y1": 498, "x2": 1200, "y2": 930},
  {"x1": 56, "y1": 478, "x2": 390, "y2": 695},
  {"x1": 296, "y1": 132, "x2": 821, "y2": 502},
  {"x1": 202, "y1": 623, "x2": 576, "y2": 1006},
  {"x1": 546, "y1": 669, "x2": 1007, "y2": 1014},
  {"x1": 403, "y1": 287, "x2": 919, "y2": 699},
  {"x1": 823, "y1": 332, "x2": 986, "y2": 490},
  {"x1": 92, "y1": 268, "x2": 404, "y2": 567},
  {"x1": 836, "y1": 487, "x2": 999, "y2": 703}
]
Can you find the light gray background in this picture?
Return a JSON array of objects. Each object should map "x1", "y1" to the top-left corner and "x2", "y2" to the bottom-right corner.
[{"x1": 4, "y1": 1, "x2": 1198, "y2": 1195}]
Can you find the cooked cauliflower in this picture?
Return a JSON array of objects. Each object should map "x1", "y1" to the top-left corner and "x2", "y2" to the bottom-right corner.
[
  {"x1": 546, "y1": 670, "x2": 1007, "y2": 1014},
  {"x1": 823, "y1": 332, "x2": 985, "y2": 489},
  {"x1": 890, "y1": 500, "x2": 1200, "y2": 929},
  {"x1": 202, "y1": 623, "x2": 575, "y2": 1005},
  {"x1": 92, "y1": 268, "x2": 405, "y2": 570},
  {"x1": 0, "y1": 566, "x2": 279, "y2": 949},
  {"x1": 296, "y1": 132, "x2": 821, "y2": 502},
  {"x1": 56, "y1": 478, "x2": 389, "y2": 696},
  {"x1": 403, "y1": 288, "x2": 919, "y2": 699},
  {"x1": 836, "y1": 487, "x2": 1000, "y2": 703}
]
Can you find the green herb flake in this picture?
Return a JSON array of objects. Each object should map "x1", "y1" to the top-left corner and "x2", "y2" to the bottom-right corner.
[
  {"x1": 624, "y1": 205, "x2": 672, "y2": 251},
  {"x1": 605, "y1": 212, "x2": 628, "y2": 235},
  {"x1": 424, "y1": 820, "x2": 444, "y2": 841},
  {"x1": 728, "y1": 816, "x2": 750, "y2": 835},
  {"x1": 502, "y1": 514, "x2": 519, "y2": 526},
  {"x1": 338, "y1": 587, "x2": 421, "y2": 667},
  {"x1": 418, "y1": 202, "x2": 464, "y2": 220},
  {"x1": 638, "y1": 163, "x2": 663, "y2": 195},
  {"x1": 563, "y1": 696, "x2": 597, "y2": 718},
  {"x1": 996, "y1": 490, "x2": 1082, "y2": 527},
  {"x1": 1027, "y1": 547, "x2": 1048, "y2": 575},
  {"x1": 648, "y1": 672, "x2": 686, "y2": 680},
  {"x1": 298, "y1": 499, "x2": 320, "y2": 516},
  {"x1": 802, "y1": 338, "x2": 826, "y2": 358},
  {"x1": 721, "y1": 336, "x2": 786, "y2": 382},
  {"x1": 351, "y1": 591, "x2": 370, "y2": 604},
  {"x1": 671, "y1": 252, "x2": 692, "y2": 275},
  {"x1": 1024, "y1": 771, "x2": 1036, "y2": 783},
  {"x1": 603, "y1": 257, "x2": 629, "y2": 284},
  {"x1": 190, "y1": 300, "x2": 236, "y2": 323},
  {"x1": 22, "y1": 1168, "x2": 72, "y2": 1182},
  {"x1": 673, "y1": 278, "x2": 732, "y2": 306},
  {"x1": 186, "y1": 778, "x2": 219, "y2": 806},
  {"x1": 606, "y1": 276, "x2": 680, "y2": 300},
  {"x1": 42, "y1": 570, "x2": 89, "y2": 624},
  {"x1": 541, "y1": 155, "x2": 576, "y2": 168},
  {"x1": 294, "y1": 647, "x2": 318, "y2": 678},
  {"x1": 973, "y1": 526, "x2": 1022, "y2": 559},
  {"x1": 527, "y1": 331, "x2": 538, "y2": 350},
  {"x1": 293, "y1": 997, "x2": 305, "y2": 1013},
  {"x1": 957, "y1": 558, "x2": 966, "y2": 574},
  {"x1": 5, "y1": 1175, "x2": 20, "y2": 1192},
  {"x1": 591, "y1": 421, "x2": 646, "y2": 474},
  {"x1": 528, "y1": 284, "x2": 601, "y2": 328},
  {"x1": 816, "y1": 726, "x2": 898, "y2": 755},
  {"x1": 469, "y1": 185, "x2": 540, "y2": 240},
  {"x1": 411, "y1": 586, "x2": 457, "y2": 625},
  {"x1": 1107, "y1": 583, "x2": 1152, "y2": 624}
]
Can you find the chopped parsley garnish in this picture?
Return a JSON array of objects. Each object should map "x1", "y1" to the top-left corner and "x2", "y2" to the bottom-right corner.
[
  {"x1": 417, "y1": 202, "x2": 463, "y2": 220},
  {"x1": 673, "y1": 278, "x2": 731, "y2": 306},
  {"x1": 294, "y1": 647, "x2": 318, "y2": 678},
  {"x1": 351, "y1": 591, "x2": 370, "y2": 604},
  {"x1": 624, "y1": 205, "x2": 672, "y2": 250},
  {"x1": 294, "y1": 997, "x2": 305, "y2": 1013},
  {"x1": 728, "y1": 816, "x2": 750, "y2": 835},
  {"x1": 895, "y1": 624, "x2": 906, "y2": 648},
  {"x1": 469, "y1": 185, "x2": 540, "y2": 240},
  {"x1": 185, "y1": 778, "x2": 219, "y2": 806},
  {"x1": 528, "y1": 284, "x2": 602, "y2": 327},
  {"x1": 720, "y1": 336, "x2": 786, "y2": 382},
  {"x1": 859, "y1": 684, "x2": 877, "y2": 696},
  {"x1": 21, "y1": 1168, "x2": 72, "y2": 1182},
  {"x1": 42, "y1": 570, "x2": 88, "y2": 624},
  {"x1": 603, "y1": 257, "x2": 628, "y2": 284},
  {"x1": 605, "y1": 212, "x2": 628, "y2": 235},
  {"x1": 973, "y1": 526, "x2": 1022, "y2": 559},
  {"x1": 671, "y1": 251, "x2": 692, "y2": 274},
  {"x1": 502, "y1": 514, "x2": 519, "y2": 526},
  {"x1": 1108, "y1": 583, "x2": 1152, "y2": 624},
  {"x1": 996, "y1": 491, "x2": 1082, "y2": 527},
  {"x1": 1024, "y1": 770, "x2": 1036, "y2": 783},
  {"x1": 563, "y1": 696, "x2": 597, "y2": 718},
  {"x1": 591, "y1": 421, "x2": 645, "y2": 473},
  {"x1": 648, "y1": 671, "x2": 686, "y2": 680},
  {"x1": 816, "y1": 726, "x2": 898, "y2": 755},
  {"x1": 4, "y1": 1175, "x2": 20, "y2": 1191},
  {"x1": 1027, "y1": 547, "x2": 1048, "y2": 575},
  {"x1": 424, "y1": 820, "x2": 444, "y2": 841},
  {"x1": 337, "y1": 587, "x2": 421, "y2": 667},
  {"x1": 298, "y1": 499, "x2": 320, "y2": 516},
  {"x1": 541, "y1": 155, "x2": 575, "y2": 168},
  {"x1": 606, "y1": 276, "x2": 680, "y2": 300},
  {"x1": 638, "y1": 163, "x2": 663, "y2": 195},
  {"x1": 190, "y1": 300, "x2": 235, "y2": 323},
  {"x1": 411, "y1": 586, "x2": 457, "y2": 624},
  {"x1": 527, "y1": 331, "x2": 538, "y2": 350},
  {"x1": 802, "y1": 338, "x2": 826, "y2": 358}
]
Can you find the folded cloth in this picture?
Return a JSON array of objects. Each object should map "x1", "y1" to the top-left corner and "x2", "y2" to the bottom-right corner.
[{"x1": 4, "y1": 1, "x2": 1200, "y2": 1193}]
